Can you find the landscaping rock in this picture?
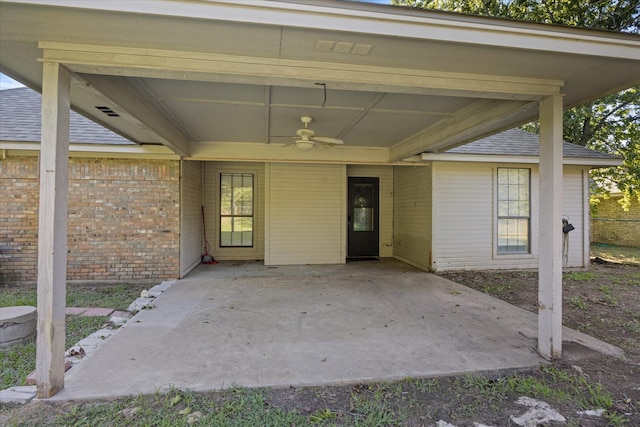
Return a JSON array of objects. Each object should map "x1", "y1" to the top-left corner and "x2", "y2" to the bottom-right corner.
[
  {"x1": 510, "y1": 396, "x2": 566, "y2": 426},
  {"x1": 151, "y1": 280, "x2": 176, "y2": 293},
  {"x1": 127, "y1": 297, "x2": 155, "y2": 313}
]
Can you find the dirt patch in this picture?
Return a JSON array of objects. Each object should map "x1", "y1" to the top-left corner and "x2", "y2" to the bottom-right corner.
[
  {"x1": 439, "y1": 262, "x2": 640, "y2": 425},
  {"x1": 439, "y1": 262, "x2": 640, "y2": 361}
]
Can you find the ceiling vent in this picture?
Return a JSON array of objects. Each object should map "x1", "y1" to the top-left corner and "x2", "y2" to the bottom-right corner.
[
  {"x1": 95, "y1": 106, "x2": 120, "y2": 117},
  {"x1": 315, "y1": 40, "x2": 373, "y2": 56}
]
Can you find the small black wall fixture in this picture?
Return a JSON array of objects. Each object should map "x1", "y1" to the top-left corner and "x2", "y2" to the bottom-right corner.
[{"x1": 562, "y1": 217, "x2": 575, "y2": 234}]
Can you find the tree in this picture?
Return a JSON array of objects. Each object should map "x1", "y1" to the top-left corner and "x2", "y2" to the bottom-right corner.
[{"x1": 392, "y1": 0, "x2": 640, "y2": 208}]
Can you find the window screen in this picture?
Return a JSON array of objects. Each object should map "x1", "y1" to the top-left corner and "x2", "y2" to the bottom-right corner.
[
  {"x1": 497, "y1": 168, "x2": 530, "y2": 254},
  {"x1": 220, "y1": 173, "x2": 253, "y2": 247}
]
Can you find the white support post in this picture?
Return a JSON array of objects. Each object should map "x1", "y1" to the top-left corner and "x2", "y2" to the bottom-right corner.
[
  {"x1": 538, "y1": 95, "x2": 564, "y2": 360},
  {"x1": 36, "y1": 62, "x2": 70, "y2": 398}
]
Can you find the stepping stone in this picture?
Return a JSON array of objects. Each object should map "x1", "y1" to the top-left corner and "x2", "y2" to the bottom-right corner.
[
  {"x1": 0, "y1": 386, "x2": 36, "y2": 404},
  {"x1": 82, "y1": 307, "x2": 114, "y2": 317},
  {"x1": 66, "y1": 307, "x2": 89, "y2": 315},
  {"x1": 26, "y1": 361, "x2": 71, "y2": 385}
]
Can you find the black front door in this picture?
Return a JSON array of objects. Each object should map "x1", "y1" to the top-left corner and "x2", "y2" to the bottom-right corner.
[{"x1": 348, "y1": 177, "x2": 379, "y2": 258}]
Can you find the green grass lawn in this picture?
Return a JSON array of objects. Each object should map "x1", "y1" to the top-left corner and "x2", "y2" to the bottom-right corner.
[
  {"x1": 0, "y1": 282, "x2": 150, "y2": 311},
  {"x1": 0, "y1": 369, "x2": 628, "y2": 427},
  {"x1": 0, "y1": 316, "x2": 108, "y2": 390},
  {"x1": 0, "y1": 282, "x2": 148, "y2": 390}
]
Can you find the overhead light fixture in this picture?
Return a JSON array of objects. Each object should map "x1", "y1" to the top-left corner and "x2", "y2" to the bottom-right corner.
[{"x1": 295, "y1": 139, "x2": 315, "y2": 151}]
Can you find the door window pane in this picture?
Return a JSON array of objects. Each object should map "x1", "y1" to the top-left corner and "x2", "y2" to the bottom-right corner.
[
  {"x1": 220, "y1": 173, "x2": 253, "y2": 247},
  {"x1": 353, "y1": 183, "x2": 374, "y2": 232}
]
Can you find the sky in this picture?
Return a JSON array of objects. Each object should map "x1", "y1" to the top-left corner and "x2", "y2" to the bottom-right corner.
[
  {"x1": 0, "y1": 0, "x2": 392, "y2": 90},
  {"x1": 0, "y1": 74, "x2": 23, "y2": 90}
]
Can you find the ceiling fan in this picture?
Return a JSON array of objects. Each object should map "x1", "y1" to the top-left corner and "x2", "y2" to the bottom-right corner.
[{"x1": 292, "y1": 116, "x2": 344, "y2": 151}]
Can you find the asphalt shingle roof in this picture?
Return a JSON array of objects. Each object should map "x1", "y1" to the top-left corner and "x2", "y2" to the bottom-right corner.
[
  {"x1": 446, "y1": 128, "x2": 619, "y2": 160},
  {"x1": 0, "y1": 87, "x2": 133, "y2": 145}
]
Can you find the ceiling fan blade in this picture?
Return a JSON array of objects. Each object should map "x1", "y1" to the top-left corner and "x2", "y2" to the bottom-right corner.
[{"x1": 313, "y1": 136, "x2": 344, "y2": 145}]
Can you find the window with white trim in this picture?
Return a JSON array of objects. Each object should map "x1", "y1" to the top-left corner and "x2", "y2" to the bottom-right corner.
[
  {"x1": 497, "y1": 168, "x2": 530, "y2": 254},
  {"x1": 220, "y1": 173, "x2": 253, "y2": 247}
]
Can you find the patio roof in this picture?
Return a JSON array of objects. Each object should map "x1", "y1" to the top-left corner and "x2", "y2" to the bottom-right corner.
[
  {"x1": 0, "y1": 0, "x2": 638, "y2": 163},
  {"x1": 1, "y1": 0, "x2": 638, "y2": 397},
  {"x1": 0, "y1": 87, "x2": 622, "y2": 167}
]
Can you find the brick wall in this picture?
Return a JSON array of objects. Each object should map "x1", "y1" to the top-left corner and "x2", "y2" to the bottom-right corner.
[
  {"x1": 0, "y1": 157, "x2": 39, "y2": 283},
  {"x1": 591, "y1": 195, "x2": 640, "y2": 247},
  {"x1": 1, "y1": 156, "x2": 181, "y2": 284}
]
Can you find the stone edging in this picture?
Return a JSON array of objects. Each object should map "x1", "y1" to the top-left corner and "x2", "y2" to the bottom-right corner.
[{"x1": 0, "y1": 280, "x2": 177, "y2": 404}]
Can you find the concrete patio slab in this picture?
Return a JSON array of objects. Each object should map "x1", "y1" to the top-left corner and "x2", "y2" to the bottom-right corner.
[{"x1": 50, "y1": 260, "x2": 621, "y2": 401}]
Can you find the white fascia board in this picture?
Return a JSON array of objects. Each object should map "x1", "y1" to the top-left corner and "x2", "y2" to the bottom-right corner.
[
  {"x1": 41, "y1": 43, "x2": 562, "y2": 100},
  {"x1": 188, "y1": 141, "x2": 395, "y2": 165},
  {"x1": 419, "y1": 152, "x2": 623, "y2": 167},
  {"x1": 8, "y1": 0, "x2": 640, "y2": 59},
  {"x1": 0, "y1": 141, "x2": 180, "y2": 159}
]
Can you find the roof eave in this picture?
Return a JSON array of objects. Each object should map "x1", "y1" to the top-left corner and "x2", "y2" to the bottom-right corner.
[
  {"x1": 0, "y1": 141, "x2": 180, "y2": 159},
  {"x1": 420, "y1": 152, "x2": 623, "y2": 167}
]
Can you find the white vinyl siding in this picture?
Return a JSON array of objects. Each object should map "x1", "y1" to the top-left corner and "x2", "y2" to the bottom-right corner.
[
  {"x1": 432, "y1": 162, "x2": 539, "y2": 271},
  {"x1": 392, "y1": 165, "x2": 432, "y2": 271},
  {"x1": 431, "y1": 162, "x2": 588, "y2": 271},
  {"x1": 266, "y1": 163, "x2": 346, "y2": 265},
  {"x1": 204, "y1": 162, "x2": 265, "y2": 260},
  {"x1": 180, "y1": 160, "x2": 203, "y2": 277},
  {"x1": 562, "y1": 166, "x2": 588, "y2": 268},
  {"x1": 347, "y1": 165, "x2": 393, "y2": 257}
]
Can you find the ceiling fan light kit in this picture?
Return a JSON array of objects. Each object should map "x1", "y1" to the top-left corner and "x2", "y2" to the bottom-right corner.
[
  {"x1": 295, "y1": 139, "x2": 315, "y2": 151},
  {"x1": 292, "y1": 116, "x2": 344, "y2": 151}
]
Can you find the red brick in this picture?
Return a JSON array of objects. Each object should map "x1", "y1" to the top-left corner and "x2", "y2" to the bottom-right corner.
[
  {"x1": 1, "y1": 157, "x2": 180, "y2": 283},
  {"x1": 82, "y1": 307, "x2": 114, "y2": 317}
]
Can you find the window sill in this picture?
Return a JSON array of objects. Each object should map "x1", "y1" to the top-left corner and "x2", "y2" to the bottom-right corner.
[{"x1": 494, "y1": 253, "x2": 535, "y2": 260}]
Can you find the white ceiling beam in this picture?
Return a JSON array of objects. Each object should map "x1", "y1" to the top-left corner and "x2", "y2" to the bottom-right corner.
[
  {"x1": 390, "y1": 99, "x2": 535, "y2": 161},
  {"x1": 188, "y1": 141, "x2": 391, "y2": 164},
  {"x1": 72, "y1": 74, "x2": 190, "y2": 157},
  {"x1": 40, "y1": 42, "x2": 563, "y2": 101}
]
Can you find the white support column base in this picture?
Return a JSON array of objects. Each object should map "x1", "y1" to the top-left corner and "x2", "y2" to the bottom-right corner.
[
  {"x1": 538, "y1": 95, "x2": 564, "y2": 360},
  {"x1": 36, "y1": 62, "x2": 70, "y2": 398}
]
